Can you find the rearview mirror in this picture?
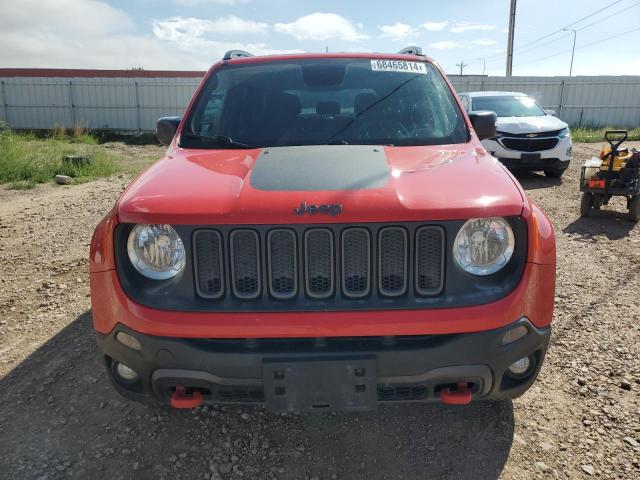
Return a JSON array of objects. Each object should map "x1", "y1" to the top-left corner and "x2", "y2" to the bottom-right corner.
[
  {"x1": 468, "y1": 111, "x2": 497, "y2": 141},
  {"x1": 545, "y1": 109, "x2": 556, "y2": 116},
  {"x1": 156, "y1": 116, "x2": 182, "y2": 146}
]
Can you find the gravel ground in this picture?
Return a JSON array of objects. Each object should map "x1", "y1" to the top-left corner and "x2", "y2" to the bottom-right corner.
[{"x1": 0, "y1": 142, "x2": 638, "y2": 480}]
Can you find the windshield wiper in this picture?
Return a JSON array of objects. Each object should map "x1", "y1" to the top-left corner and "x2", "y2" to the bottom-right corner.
[{"x1": 181, "y1": 133, "x2": 256, "y2": 149}]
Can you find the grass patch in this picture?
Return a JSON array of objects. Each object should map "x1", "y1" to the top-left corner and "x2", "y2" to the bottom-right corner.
[
  {"x1": 571, "y1": 127, "x2": 640, "y2": 143},
  {"x1": 0, "y1": 129, "x2": 118, "y2": 188}
]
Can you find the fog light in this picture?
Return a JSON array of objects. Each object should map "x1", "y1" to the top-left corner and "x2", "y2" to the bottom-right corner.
[
  {"x1": 116, "y1": 331, "x2": 142, "y2": 351},
  {"x1": 502, "y1": 324, "x2": 528, "y2": 345},
  {"x1": 508, "y1": 357, "x2": 531, "y2": 376},
  {"x1": 115, "y1": 362, "x2": 139, "y2": 382}
]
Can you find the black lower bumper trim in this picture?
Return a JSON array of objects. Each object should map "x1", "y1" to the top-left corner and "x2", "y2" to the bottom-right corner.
[{"x1": 96, "y1": 317, "x2": 551, "y2": 409}]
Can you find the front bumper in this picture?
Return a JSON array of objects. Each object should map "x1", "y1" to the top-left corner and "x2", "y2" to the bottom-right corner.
[
  {"x1": 97, "y1": 317, "x2": 550, "y2": 409},
  {"x1": 482, "y1": 136, "x2": 572, "y2": 171}
]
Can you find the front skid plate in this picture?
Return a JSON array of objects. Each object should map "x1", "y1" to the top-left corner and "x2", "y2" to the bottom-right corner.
[{"x1": 263, "y1": 356, "x2": 377, "y2": 412}]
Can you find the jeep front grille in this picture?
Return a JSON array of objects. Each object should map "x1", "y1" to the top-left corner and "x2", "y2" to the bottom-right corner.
[{"x1": 192, "y1": 224, "x2": 445, "y2": 304}]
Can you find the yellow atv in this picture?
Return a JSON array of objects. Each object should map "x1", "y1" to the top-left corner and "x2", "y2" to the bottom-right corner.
[{"x1": 580, "y1": 130, "x2": 640, "y2": 222}]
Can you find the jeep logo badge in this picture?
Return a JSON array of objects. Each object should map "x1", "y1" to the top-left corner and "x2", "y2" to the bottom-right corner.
[{"x1": 294, "y1": 202, "x2": 343, "y2": 216}]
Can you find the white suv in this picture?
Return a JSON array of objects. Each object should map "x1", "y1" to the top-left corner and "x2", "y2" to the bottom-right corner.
[{"x1": 459, "y1": 91, "x2": 572, "y2": 178}]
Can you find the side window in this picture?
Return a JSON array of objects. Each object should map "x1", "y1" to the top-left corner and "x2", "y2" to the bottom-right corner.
[{"x1": 459, "y1": 95, "x2": 469, "y2": 111}]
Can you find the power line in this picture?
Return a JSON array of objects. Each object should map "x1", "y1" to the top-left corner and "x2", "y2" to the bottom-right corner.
[
  {"x1": 514, "y1": 0, "x2": 624, "y2": 51},
  {"x1": 482, "y1": 0, "x2": 640, "y2": 65},
  {"x1": 515, "y1": 24, "x2": 640, "y2": 67},
  {"x1": 575, "y1": 0, "x2": 640, "y2": 32},
  {"x1": 483, "y1": 0, "x2": 625, "y2": 60}
]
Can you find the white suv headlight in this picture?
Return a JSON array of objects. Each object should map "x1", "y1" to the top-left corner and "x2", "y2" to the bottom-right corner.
[
  {"x1": 127, "y1": 224, "x2": 186, "y2": 280},
  {"x1": 453, "y1": 217, "x2": 515, "y2": 276},
  {"x1": 558, "y1": 128, "x2": 570, "y2": 139}
]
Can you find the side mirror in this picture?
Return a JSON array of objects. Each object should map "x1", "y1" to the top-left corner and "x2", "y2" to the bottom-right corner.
[
  {"x1": 468, "y1": 111, "x2": 497, "y2": 141},
  {"x1": 545, "y1": 109, "x2": 556, "y2": 116},
  {"x1": 156, "y1": 116, "x2": 182, "y2": 146}
]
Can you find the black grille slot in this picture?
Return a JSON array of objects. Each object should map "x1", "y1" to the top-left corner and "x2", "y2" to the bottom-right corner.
[
  {"x1": 230, "y1": 230, "x2": 261, "y2": 299},
  {"x1": 501, "y1": 137, "x2": 559, "y2": 152},
  {"x1": 415, "y1": 226, "x2": 445, "y2": 296},
  {"x1": 378, "y1": 227, "x2": 407, "y2": 297},
  {"x1": 377, "y1": 385, "x2": 428, "y2": 401},
  {"x1": 304, "y1": 229, "x2": 334, "y2": 299},
  {"x1": 267, "y1": 229, "x2": 297, "y2": 299},
  {"x1": 193, "y1": 230, "x2": 224, "y2": 299},
  {"x1": 342, "y1": 228, "x2": 371, "y2": 298}
]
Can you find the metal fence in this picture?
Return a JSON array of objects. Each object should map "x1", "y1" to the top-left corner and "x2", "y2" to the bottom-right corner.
[{"x1": 1, "y1": 71, "x2": 639, "y2": 131}]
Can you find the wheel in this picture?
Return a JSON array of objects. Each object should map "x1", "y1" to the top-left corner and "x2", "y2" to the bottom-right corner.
[
  {"x1": 544, "y1": 169, "x2": 566, "y2": 178},
  {"x1": 629, "y1": 196, "x2": 640, "y2": 222},
  {"x1": 580, "y1": 192, "x2": 593, "y2": 217},
  {"x1": 592, "y1": 196, "x2": 603, "y2": 210}
]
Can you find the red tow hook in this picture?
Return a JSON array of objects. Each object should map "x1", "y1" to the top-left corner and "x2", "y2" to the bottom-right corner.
[
  {"x1": 170, "y1": 386, "x2": 204, "y2": 409},
  {"x1": 440, "y1": 382, "x2": 473, "y2": 405}
]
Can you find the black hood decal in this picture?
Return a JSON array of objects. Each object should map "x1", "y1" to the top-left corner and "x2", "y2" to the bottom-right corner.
[{"x1": 250, "y1": 145, "x2": 390, "y2": 191}]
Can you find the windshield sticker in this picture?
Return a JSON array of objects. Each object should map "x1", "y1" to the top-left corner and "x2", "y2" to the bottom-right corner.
[{"x1": 370, "y1": 59, "x2": 427, "y2": 74}]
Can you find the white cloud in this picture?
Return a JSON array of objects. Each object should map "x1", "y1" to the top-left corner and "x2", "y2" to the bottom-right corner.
[
  {"x1": 0, "y1": 0, "x2": 290, "y2": 70},
  {"x1": 2, "y1": 0, "x2": 133, "y2": 36},
  {"x1": 472, "y1": 39, "x2": 497, "y2": 46},
  {"x1": 421, "y1": 21, "x2": 449, "y2": 32},
  {"x1": 379, "y1": 23, "x2": 415, "y2": 41},
  {"x1": 450, "y1": 22, "x2": 496, "y2": 33},
  {"x1": 274, "y1": 13, "x2": 368, "y2": 42},
  {"x1": 152, "y1": 16, "x2": 268, "y2": 50},
  {"x1": 428, "y1": 41, "x2": 466, "y2": 50}
]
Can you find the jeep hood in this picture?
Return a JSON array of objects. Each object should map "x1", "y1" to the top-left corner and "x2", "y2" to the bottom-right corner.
[{"x1": 117, "y1": 144, "x2": 525, "y2": 224}]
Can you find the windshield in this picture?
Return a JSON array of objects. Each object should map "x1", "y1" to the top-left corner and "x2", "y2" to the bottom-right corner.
[
  {"x1": 471, "y1": 95, "x2": 546, "y2": 118},
  {"x1": 181, "y1": 58, "x2": 468, "y2": 148}
]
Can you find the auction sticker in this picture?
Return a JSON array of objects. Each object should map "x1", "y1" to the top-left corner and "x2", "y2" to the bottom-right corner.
[{"x1": 370, "y1": 59, "x2": 427, "y2": 74}]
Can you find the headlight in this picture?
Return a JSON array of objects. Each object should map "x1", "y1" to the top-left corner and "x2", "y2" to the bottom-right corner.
[
  {"x1": 453, "y1": 217, "x2": 515, "y2": 276},
  {"x1": 127, "y1": 224, "x2": 186, "y2": 280},
  {"x1": 558, "y1": 128, "x2": 570, "y2": 139}
]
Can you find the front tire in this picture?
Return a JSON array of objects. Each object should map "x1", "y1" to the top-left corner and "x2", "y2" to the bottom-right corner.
[
  {"x1": 629, "y1": 196, "x2": 640, "y2": 222},
  {"x1": 580, "y1": 192, "x2": 593, "y2": 218},
  {"x1": 544, "y1": 168, "x2": 566, "y2": 178}
]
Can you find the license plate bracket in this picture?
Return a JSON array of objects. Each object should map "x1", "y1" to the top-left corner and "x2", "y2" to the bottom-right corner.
[
  {"x1": 263, "y1": 356, "x2": 377, "y2": 412},
  {"x1": 520, "y1": 152, "x2": 542, "y2": 162}
]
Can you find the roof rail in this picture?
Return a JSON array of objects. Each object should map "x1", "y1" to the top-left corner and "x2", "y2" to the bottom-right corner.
[
  {"x1": 397, "y1": 46, "x2": 424, "y2": 56},
  {"x1": 223, "y1": 50, "x2": 254, "y2": 61}
]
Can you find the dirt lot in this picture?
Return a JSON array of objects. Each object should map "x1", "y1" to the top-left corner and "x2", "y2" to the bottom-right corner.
[{"x1": 0, "y1": 142, "x2": 638, "y2": 480}]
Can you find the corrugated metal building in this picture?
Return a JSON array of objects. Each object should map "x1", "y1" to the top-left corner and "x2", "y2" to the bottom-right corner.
[{"x1": 1, "y1": 68, "x2": 639, "y2": 131}]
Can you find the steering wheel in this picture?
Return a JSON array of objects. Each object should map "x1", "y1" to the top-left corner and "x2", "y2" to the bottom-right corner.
[{"x1": 352, "y1": 117, "x2": 411, "y2": 140}]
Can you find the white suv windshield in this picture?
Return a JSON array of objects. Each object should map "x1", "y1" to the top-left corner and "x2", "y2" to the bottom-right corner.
[
  {"x1": 472, "y1": 96, "x2": 546, "y2": 118},
  {"x1": 182, "y1": 58, "x2": 468, "y2": 148}
]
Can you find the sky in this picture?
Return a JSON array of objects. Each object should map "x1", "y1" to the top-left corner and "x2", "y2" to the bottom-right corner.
[{"x1": 1, "y1": 0, "x2": 640, "y2": 76}]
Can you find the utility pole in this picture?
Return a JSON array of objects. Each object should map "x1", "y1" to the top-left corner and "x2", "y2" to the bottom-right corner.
[
  {"x1": 562, "y1": 28, "x2": 577, "y2": 77},
  {"x1": 477, "y1": 57, "x2": 486, "y2": 76},
  {"x1": 456, "y1": 60, "x2": 468, "y2": 76},
  {"x1": 506, "y1": 0, "x2": 517, "y2": 76}
]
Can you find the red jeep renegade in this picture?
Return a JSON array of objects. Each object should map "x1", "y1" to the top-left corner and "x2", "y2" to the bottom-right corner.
[{"x1": 89, "y1": 47, "x2": 556, "y2": 412}]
